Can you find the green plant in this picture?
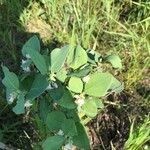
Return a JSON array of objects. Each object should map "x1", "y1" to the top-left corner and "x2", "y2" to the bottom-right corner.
[
  {"x1": 124, "y1": 116, "x2": 150, "y2": 150},
  {"x1": 2, "y1": 35, "x2": 123, "y2": 149}
]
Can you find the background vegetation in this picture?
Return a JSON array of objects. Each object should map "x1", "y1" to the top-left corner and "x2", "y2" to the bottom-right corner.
[{"x1": 0, "y1": 0, "x2": 150, "y2": 149}]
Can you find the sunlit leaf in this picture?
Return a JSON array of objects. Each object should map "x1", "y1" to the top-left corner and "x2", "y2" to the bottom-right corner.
[
  {"x1": 67, "y1": 45, "x2": 88, "y2": 69},
  {"x1": 106, "y1": 54, "x2": 122, "y2": 69},
  {"x1": 51, "y1": 45, "x2": 69, "y2": 73},
  {"x1": 82, "y1": 99, "x2": 97, "y2": 117},
  {"x1": 68, "y1": 77, "x2": 83, "y2": 93},
  {"x1": 84, "y1": 72, "x2": 113, "y2": 97}
]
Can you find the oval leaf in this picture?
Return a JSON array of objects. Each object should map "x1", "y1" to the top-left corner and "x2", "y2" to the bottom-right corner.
[
  {"x1": 13, "y1": 93, "x2": 25, "y2": 114},
  {"x1": 26, "y1": 74, "x2": 49, "y2": 100},
  {"x1": 72, "y1": 122, "x2": 90, "y2": 149},
  {"x1": 26, "y1": 48, "x2": 47, "y2": 75},
  {"x1": 68, "y1": 77, "x2": 83, "y2": 93},
  {"x1": 82, "y1": 100, "x2": 98, "y2": 118},
  {"x1": 84, "y1": 72, "x2": 113, "y2": 97},
  {"x1": 2, "y1": 66, "x2": 19, "y2": 91},
  {"x1": 67, "y1": 45, "x2": 88, "y2": 69},
  {"x1": 61, "y1": 119, "x2": 77, "y2": 137},
  {"x1": 106, "y1": 54, "x2": 122, "y2": 69},
  {"x1": 42, "y1": 135, "x2": 65, "y2": 150},
  {"x1": 22, "y1": 35, "x2": 40, "y2": 57},
  {"x1": 46, "y1": 111, "x2": 66, "y2": 131},
  {"x1": 51, "y1": 46, "x2": 69, "y2": 73},
  {"x1": 58, "y1": 89, "x2": 76, "y2": 109}
]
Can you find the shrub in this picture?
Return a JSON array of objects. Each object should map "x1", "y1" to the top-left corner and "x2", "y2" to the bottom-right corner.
[{"x1": 2, "y1": 35, "x2": 123, "y2": 149}]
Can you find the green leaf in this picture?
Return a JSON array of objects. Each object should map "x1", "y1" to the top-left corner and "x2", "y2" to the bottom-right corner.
[
  {"x1": 48, "y1": 82, "x2": 64, "y2": 101},
  {"x1": 110, "y1": 77, "x2": 124, "y2": 93},
  {"x1": 6, "y1": 89, "x2": 17, "y2": 104},
  {"x1": 20, "y1": 74, "x2": 34, "y2": 92},
  {"x1": 68, "y1": 65, "x2": 91, "y2": 78},
  {"x1": 46, "y1": 111, "x2": 66, "y2": 131},
  {"x1": 2, "y1": 66, "x2": 19, "y2": 91},
  {"x1": 67, "y1": 45, "x2": 88, "y2": 69},
  {"x1": 68, "y1": 77, "x2": 83, "y2": 93},
  {"x1": 93, "y1": 98, "x2": 104, "y2": 109},
  {"x1": 26, "y1": 74, "x2": 49, "y2": 100},
  {"x1": 51, "y1": 45, "x2": 69, "y2": 73},
  {"x1": 22, "y1": 35, "x2": 40, "y2": 57},
  {"x1": 87, "y1": 49, "x2": 101, "y2": 64},
  {"x1": 58, "y1": 89, "x2": 76, "y2": 109},
  {"x1": 82, "y1": 100, "x2": 98, "y2": 117},
  {"x1": 39, "y1": 98, "x2": 51, "y2": 123},
  {"x1": 73, "y1": 122, "x2": 90, "y2": 149},
  {"x1": 106, "y1": 54, "x2": 122, "y2": 69},
  {"x1": 42, "y1": 135, "x2": 65, "y2": 150},
  {"x1": 84, "y1": 72, "x2": 113, "y2": 97},
  {"x1": 13, "y1": 93, "x2": 25, "y2": 114},
  {"x1": 61, "y1": 119, "x2": 77, "y2": 137},
  {"x1": 26, "y1": 48, "x2": 47, "y2": 75},
  {"x1": 21, "y1": 59, "x2": 32, "y2": 71},
  {"x1": 56, "y1": 69, "x2": 67, "y2": 83}
]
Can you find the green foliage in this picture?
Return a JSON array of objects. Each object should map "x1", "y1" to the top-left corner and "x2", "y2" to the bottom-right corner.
[
  {"x1": 42, "y1": 135, "x2": 65, "y2": 150},
  {"x1": 61, "y1": 119, "x2": 78, "y2": 136},
  {"x1": 46, "y1": 111, "x2": 66, "y2": 131},
  {"x1": 2, "y1": 66, "x2": 19, "y2": 91},
  {"x1": 106, "y1": 54, "x2": 122, "y2": 69},
  {"x1": 84, "y1": 72, "x2": 113, "y2": 97},
  {"x1": 50, "y1": 46, "x2": 69, "y2": 73},
  {"x1": 67, "y1": 45, "x2": 88, "y2": 69},
  {"x1": 1, "y1": 36, "x2": 123, "y2": 149},
  {"x1": 26, "y1": 74, "x2": 49, "y2": 100},
  {"x1": 72, "y1": 122, "x2": 90, "y2": 149},
  {"x1": 82, "y1": 99, "x2": 98, "y2": 118},
  {"x1": 68, "y1": 77, "x2": 83, "y2": 93},
  {"x1": 22, "y1": 35, "x2": 40, "y2": 57},
  {"x1": 124, "y1": 117, "x2": 150, "y2": 150},
  {"x1": 57, "y1": 89, "x2": 76, "y2": 109},
  {"x1": 12, "y1": 93, "x2": 25, "y2": 114},
  {"x1": 26, "y1": 48, "x2": 48, "y2": 75}
]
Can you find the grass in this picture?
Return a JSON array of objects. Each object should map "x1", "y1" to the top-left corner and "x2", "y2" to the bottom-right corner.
[
  {"x1": 0, "y1": 0, "x2": 150, "y2": 149},
  {"x1": 124, "y1": 116, "x2": 150, "y2": 150}
]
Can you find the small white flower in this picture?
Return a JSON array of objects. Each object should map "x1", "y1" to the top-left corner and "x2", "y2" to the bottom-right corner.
[
  {"x1": 24, "y1": 100, "x2": 32, "y2": 108},
  {"x1": 75, "y1": 98, "x2": 85, "y2": 106},
  {"x1": 74, "y1": 95, "x2": 80, "y2": 99},
  {"x1": 64, "y1": 142, "x2": 73, "y2": 150},
  {"x1": 8, "y1": 92, "x2": 16, "y2": 103},
  {"x1": 21, "y1": 59, "x2": 31, "y2": 72},
  {"x1": 46, "y1": 84, "x2": 53, "y2": 90},
  {"x1": 74, "y1": 95, "x2": 85, "y2": 106},
  {"x1": 82, "y1": 75, "x2": 90, "y2": 83},
  {"x1": 57, "y1": 130, "x2": 64, "y2": 136},
  {"x1": 52, "y1": 82, "x2": 58, "y2": 88},
  {"x1": 144, "y1": 145, "x2": 149, "y2": 150},
  {"x1": 23, "y1": 66, "x2": 31, "y2": 72},
  {"x1": 21, "y1": 59, "x2": 27, "y2": 65},
  {"x1": 50, "y1": 73, "x2": 56, "y2": 81},
  {"x1": 25, "y1": 54, "x2": 31, "y2": 59},
  {"x1": 46, "y1": 82, "x2": 58, "y2": 90}
]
